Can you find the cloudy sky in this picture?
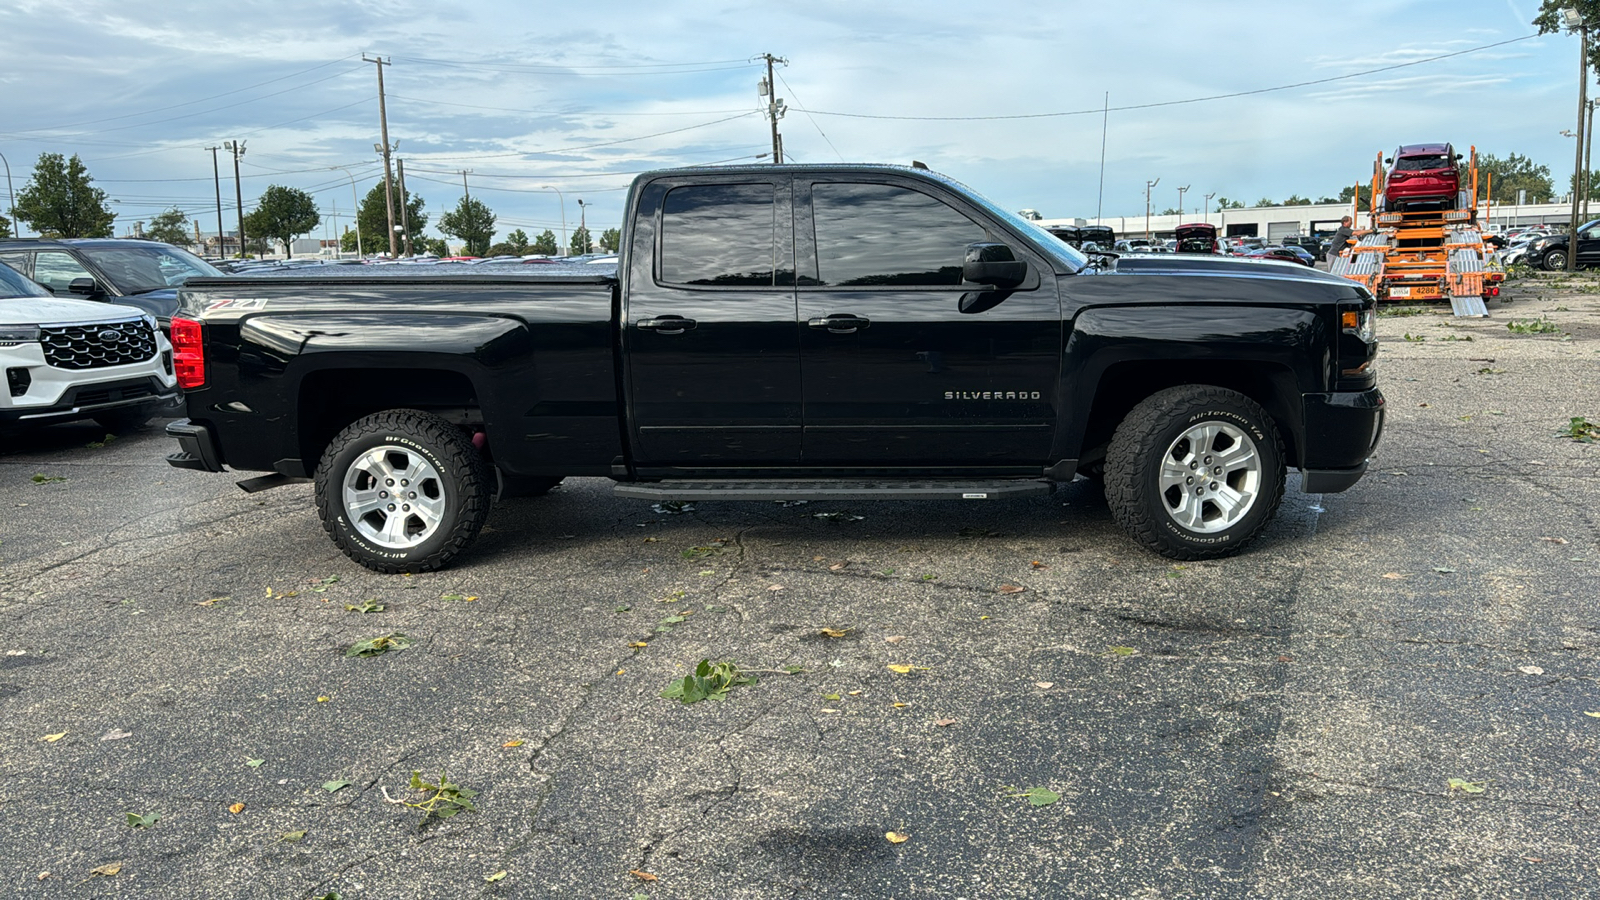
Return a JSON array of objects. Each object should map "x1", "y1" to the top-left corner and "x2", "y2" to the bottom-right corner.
[{"x1": 0, "y1": 0, "x2": 1578, "y2": 246}]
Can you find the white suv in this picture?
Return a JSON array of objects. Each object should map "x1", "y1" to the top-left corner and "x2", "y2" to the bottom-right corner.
[{"x1": 1, "y1": 261, "x2": 179, "y2": 434}]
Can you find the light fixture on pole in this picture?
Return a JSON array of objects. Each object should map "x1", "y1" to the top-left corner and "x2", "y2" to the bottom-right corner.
[
  {"x1": 541, "y1": 185, "x2": 567, "y2": 256},
  {"x1": 223, "y1": 140, "x2": 246, "y2": 258},
  {"x1": 1176, "y1": 185, "x2": 1190, "y2": 221},
  {"x1": 1203, "y1": 192, "x2": 1216, "y2": 221},
  {"x1": 1563, "y1": 6, "x2": 1589, "y2": 272},
  {"x1": 577, "y1": 198, "x2": 587, "y2": 253},
  {"x1": 330, "y1": 165, "x2": 363, "y2": 258}
]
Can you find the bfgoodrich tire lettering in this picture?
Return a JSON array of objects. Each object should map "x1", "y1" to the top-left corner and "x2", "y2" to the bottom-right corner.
[
  {"x1": 1104, "y1": 386, "x2": 1285, "y2": 560},
  {"x1": 315, "y1": 409, "x2": 491, "y2": 573}
]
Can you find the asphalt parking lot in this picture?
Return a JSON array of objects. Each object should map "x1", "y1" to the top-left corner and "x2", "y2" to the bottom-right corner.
[{"x1": 3, "y1": 270, "x2": 1599, "y2": 899}]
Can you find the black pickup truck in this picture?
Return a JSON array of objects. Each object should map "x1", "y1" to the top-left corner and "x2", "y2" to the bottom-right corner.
[{"x1": 165, "y1": 164, "x2": 1383, "y2": 572}]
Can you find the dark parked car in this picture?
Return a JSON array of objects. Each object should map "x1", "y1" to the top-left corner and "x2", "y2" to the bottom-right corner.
[
  {"x1": 1245, "y1": 246, "x2": 1316, "y2": 267},
  {"x1": 1524, "y1": 218, "x2": 1600, "y2": 271},
  {"x1": 1282, "y1": 235, "x2": 1326, "y2": 260},
  {"x1": 1174, "y1": 223, "x2": 1219, "y2": 254},
  {"x1": 0, "y1": 238, "x2": 223, "y2": 329}
]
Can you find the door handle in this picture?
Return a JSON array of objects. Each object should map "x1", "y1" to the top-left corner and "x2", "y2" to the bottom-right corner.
[
  {"x1": 637, "y1": 316, "x2": 696, "y2": 334},
  {"x1": 807, "y1": 314, "x2": 871, "y2": 334}
]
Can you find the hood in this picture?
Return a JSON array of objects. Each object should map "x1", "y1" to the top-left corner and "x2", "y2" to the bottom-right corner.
[
  {"x1": 110, "y1": 287, "x2": 180, "y2": 321},
  {"x1": 0, "y1": 296, "x2": 152, "y2": 327}
]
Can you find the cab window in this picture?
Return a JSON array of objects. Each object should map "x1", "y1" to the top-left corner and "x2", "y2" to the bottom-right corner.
[{"x1": 809, "y1": 183, "x2": 986, "y2": 287}]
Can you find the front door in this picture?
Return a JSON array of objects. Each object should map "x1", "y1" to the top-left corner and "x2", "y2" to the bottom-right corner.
[
  {"x1": 796, "y1": 179, "x2": 1061, "y2": 471},
  {"x1": 622, "y1": 177, "x2": 802, "y2": 471}
]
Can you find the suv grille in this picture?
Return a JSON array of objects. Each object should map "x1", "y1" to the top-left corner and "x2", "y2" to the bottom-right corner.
[{"x1": 40, "y1": 320, "x2": 158, "y2": 370}]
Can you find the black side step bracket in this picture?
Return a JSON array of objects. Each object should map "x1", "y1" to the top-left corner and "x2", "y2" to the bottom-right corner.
[{"x1": 614, "y1": 479, "x2": 1054, "y2": 502}]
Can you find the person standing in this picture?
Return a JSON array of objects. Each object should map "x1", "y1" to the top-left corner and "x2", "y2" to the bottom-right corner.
[{"x1": 1324, "y1": 216, "x2": 1355, "y2": 267}]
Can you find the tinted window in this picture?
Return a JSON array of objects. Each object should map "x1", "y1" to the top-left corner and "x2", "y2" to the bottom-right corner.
[
  {"x1": 811, "y1": 183, "x2": 986, "y2": 287},
  {"x1": 0, "y1": 252, "x2": 29, "y2": 278},
  {"x1": 1395, "y1": 155, "x2": 1450, "y2": 172},
  {"x1": 34, "y1": 252, "x2": 94, "y2": 294},
  {"x1": 659, "y1": 183, "x2": 775, "y2": 286}
]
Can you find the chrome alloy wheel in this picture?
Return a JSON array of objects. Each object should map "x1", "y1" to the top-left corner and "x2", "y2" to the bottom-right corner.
[
  {"x1": 1157, "y1": 421, "x2": 1262, "y2": 534},
  {"x1": 342, "y1": 445, "x2": 447, "y2": 549}
]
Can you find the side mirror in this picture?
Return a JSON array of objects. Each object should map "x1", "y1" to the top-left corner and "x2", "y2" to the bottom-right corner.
[
  {"x1": 1383, "y1": 157, "x2": 1393, "y2": 165},
  {"x1": 68, "y1": 277, "x2": 99, "y2": 296},
  {"x1": 963, "y1": 242, "x2": 1027, "y2": 289},
  {"x1": 1454, "y1": 153, "x2": 1464, "y2": 161}
]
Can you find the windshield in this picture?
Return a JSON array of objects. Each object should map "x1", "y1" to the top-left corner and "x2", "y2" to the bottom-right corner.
[
  {"x1": 79, "y1": 244, "x2": 223, "y2": 294},
  {"x1": 0, "y1": 261, "x2": 51, "y2": 298}
]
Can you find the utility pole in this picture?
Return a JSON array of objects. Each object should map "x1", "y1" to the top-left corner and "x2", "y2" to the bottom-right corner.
[
  {"x1": 1145, "y1": 178, "x2": 1160, "y2": 240},
  {"x1": 224, "y1": 140, "x2": 246, "y2": 257},
  {"x1": 1177, "y1": 185, "x2": 1190, "y2": 221},
  {"x1": 1565, "y1": 9, "x2": 1588, "y2": 272},
  {"x1": 459, "y1": 169, "x2": 472, "y2": 202},
  {"x1": 756, "y1": 53, "x2": 788, "y2": 164},
  {"x1": 1097, "y1": 92, "x2": 1109, "y2": 222},
  {"x1": 1586, "y1": 99, "x2": 1598, "y2": 222},
  {"x1": 577, "y1": 198, "x2": 587, "y2": 253},
  {"x1": 207, "y1": 146, "x2": 224, "y2": 256},
  {"x1": 396, "y1": 158, "x2": 413, "y2": 257},
  {"x1": 365, "y1": 54, "x2": 398, "y2": 258},
  {"x1": 0, "y1": 151, "x2": 15, "y2": 238}
]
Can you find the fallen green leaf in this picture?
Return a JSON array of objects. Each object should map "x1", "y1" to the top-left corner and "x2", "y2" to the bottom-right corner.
[
  {"x1": 278, "y1": 829, "x2": 307, "y2": 843},
  {"x1": 30, "y1": 474, "x2": 67, "y2": 484},
  {"x1": 322, "y1": 780, "x2": 351, "y2": 793},
  {"x1": 1447, "y1": 777, "x2": 1488, "y2": 794},
  {"x1": 1019, "y1": 787, "x2": 1061, "y2": 807},
  {"x1": 484, "y1": 870, "x2": 507, "y2": 883},
  {"x1": 346, "y1": 633, "x2": 412, "y2": 657},
  {"x1": 344, "y1": 600, "x2": 385, "y2": 614},
  {"x1": 245, "y1": 758, "x2": 265, "y2": 768},
  {"x1": 125, "y1": 812, "x2": 161, "y2": 828},
  {"x1": 661, "y1": 659, "x2": 757, "y2": 704},
  {"x1": 1107, "y1": 646, "x2": 1138, "y2": 657}
]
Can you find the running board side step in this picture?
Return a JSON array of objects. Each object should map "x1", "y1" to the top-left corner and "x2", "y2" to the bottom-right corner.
[{"x1": 614, "y1": 479, "x2": 1055, "y2": 502}]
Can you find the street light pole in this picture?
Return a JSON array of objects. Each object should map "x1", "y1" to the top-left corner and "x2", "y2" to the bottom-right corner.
[
  {"x1": 330, "y1": 166, "x2": 362, "y2": 258},
  {"x1": 1145, "y1": 178, "x2": 1160, "y2": 240},
  {"x1": 1565, "y1": 7, "x2": 1589, "y2": 272},
  {"x1": 1204, "y1": 192, "x2": 1216, "y2": 222},
  {"x1": 207, "y1": 146, "x2": 224, "y2": 256},
  {"x1": 0, "y1": 151, "x2": 15, "y2": 238},
  {"x1": 1177, "y1": 185, "x2": 1190, "y2": 221},
  {"x1": 577, "y1": 199, "x2": 587, "y2": 253},
  {"x1": 541, "y1": 185, "x2": 567, "y2": 256}
]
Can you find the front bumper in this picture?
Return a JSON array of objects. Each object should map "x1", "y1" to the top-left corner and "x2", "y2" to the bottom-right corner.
[
  {"x1": 1298, "y1": 387, "x2": 1385, "y2": 493},
  {"x1": 0, "y1": 375, "x2": 179, "y2": 425},
  {"x1": 166, "y1": 418, "x2": 225, "y2": 472}
]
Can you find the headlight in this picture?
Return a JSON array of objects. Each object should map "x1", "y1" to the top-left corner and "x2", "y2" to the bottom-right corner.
[{"x1": 0, "y1": 325, "x2": 42, "y2": 346}]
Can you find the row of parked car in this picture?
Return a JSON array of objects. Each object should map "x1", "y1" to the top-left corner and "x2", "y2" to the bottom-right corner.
[{"x1": 1049, "y1": 224, "x2": 1326, "y2": 267}]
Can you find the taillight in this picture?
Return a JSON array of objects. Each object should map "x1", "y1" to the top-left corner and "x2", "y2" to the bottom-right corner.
[{"x1": 171, "y1": 317, "x2": 205, "y2": 389}]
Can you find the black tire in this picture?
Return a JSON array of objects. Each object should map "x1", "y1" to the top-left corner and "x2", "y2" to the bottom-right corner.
[
  {"x1": 92, "y1": 408, "x2": 151, "y2": 433},
  {"x1": 1104, "y1": 386, "x2": 1285, "y2": 560},
  {"x1": 1543, "y1": 249, "x2": 1568, "y2": 271},
  {"x1": 314, "y1": 409, "x2": 491, "y2": 573}
]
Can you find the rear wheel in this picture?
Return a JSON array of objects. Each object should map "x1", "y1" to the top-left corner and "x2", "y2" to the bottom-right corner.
[
  {"x1": 1543, "y1": 249, "x2": 1569, "y2": 271},
  {"x1": 1104, "y1": 386, "x2": 1285, "y2": 559},
  {"x1": 315, "y1": 409, "x2": 491, "y2": 573}
]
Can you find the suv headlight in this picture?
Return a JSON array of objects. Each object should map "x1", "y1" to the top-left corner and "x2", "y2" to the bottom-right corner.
[{"x1": 0, "y1": 325, "x2": 42, "y2": 346}]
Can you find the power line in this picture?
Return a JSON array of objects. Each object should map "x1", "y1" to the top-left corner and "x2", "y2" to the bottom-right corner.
[
  {"x1": 390, "y1": 55, "x2": 758, "y2": 75},
  {"x1": 775, "y1": 70, "x2": 845, "y2": 163},
  {"x1": 792, "y1": 34, "x2": 1543, "y2": 121},
  {"x1": 388, "y1": 94, "x2": 751, "y2": 117}
]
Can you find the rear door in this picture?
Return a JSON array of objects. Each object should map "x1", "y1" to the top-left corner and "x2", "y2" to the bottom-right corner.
[
  {"x1": 795, "y1": 178, "x2": 1062, "y2": 470},
  {"x1": 621, "y1": 175, "x2": 801, "y2": 470}
]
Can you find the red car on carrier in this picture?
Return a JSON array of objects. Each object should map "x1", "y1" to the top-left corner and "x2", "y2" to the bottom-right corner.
[{"x1": 1381, "y1": 143, "x2": 1463, "y2": 212}]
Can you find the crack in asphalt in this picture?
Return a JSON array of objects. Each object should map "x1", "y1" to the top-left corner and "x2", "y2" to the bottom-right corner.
[{"x1": 1285, "y1": 769, "x2": 1596, "y2": 815}]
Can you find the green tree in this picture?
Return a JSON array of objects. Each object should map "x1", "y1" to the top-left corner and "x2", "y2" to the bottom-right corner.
[
  {"x1": 354, "y1": 181, "x2": 429, "y2": 257},
  {"x1": 1213, "y1": 197, "x2": 1246, "y2": 210},
  {"x1": 1282, "y1": 194, "x2": 1313, "y2": 206},
  {"x1": 244, "y1": 185, "x2": 320, "y2": 259},
  {"x1": 419, "y1": 236, "x2": 450, "y2": 257},
  {"x1": 569, "y1": 225, "x2": 592, "y2": 256},
  {"x1": 438, "y1": 196, "x2": 496, "y2": 256},
  {"x1": 1478, "y1": 152, "x2": 1554, "y2": 204},
  {"x1": 1337, "y1": 184, "x2": 1374, "y2": 210},
  {"x1": 532, "y1": 229, "x2": 559, "y2": 255},
  {"x1": 144, "y1": 207, "x2": 192, "y2": 246},
  {"x1": 1254, "y1": 197, "x2": 1277, "y2": 208},
  {"x1": 505, "y1": 229, "x2": 530, "y2": 254},
  {"x1": 0, "y1": 215, "x2": 11, "y2": 238},
  {"x1": 1535, "y1": 2, "x2": 1600, "y2": 76},
  {"x1": 15, "y1": 153, "x2": 115, "y2": 238},
  {"x1": 599, "y1": 227, "x2": 620, "y2": 253}
]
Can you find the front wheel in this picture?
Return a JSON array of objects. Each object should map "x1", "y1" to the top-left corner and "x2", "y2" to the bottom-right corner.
[
  {"x1": 1543, "y1": 249, "x2": 1569, "y2": 271},
  {"x1": 1104, "y1": 386, "x2": 1285, "y2": 560},
  {"x1": 315, "y1": 409, "x2": 491, "y2": 573}
]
